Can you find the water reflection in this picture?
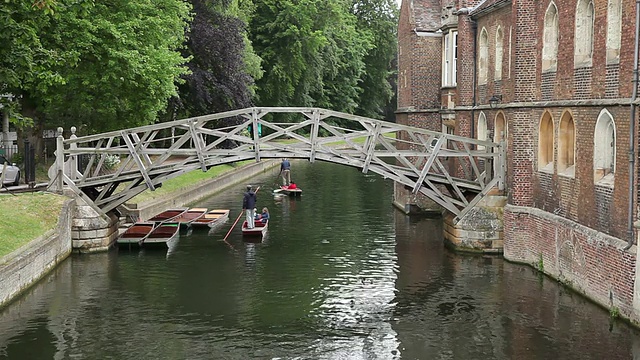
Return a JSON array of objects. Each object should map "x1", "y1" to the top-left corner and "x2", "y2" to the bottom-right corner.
[{"x1": 0, "y1": 162, "x2": 639, "y2": 360}]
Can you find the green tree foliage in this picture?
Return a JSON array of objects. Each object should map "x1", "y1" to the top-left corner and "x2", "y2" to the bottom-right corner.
[
  {"x1": 174, "y1": 0, "x2": 261, "y2": 119},
  {"x1": 0, "y1": 1, "x2": 63, "y2": 126},
  {"x1": 41, "y1": 0, "x2": 192, "y2": 132},
  {"x1": 351, "y1": 0, "x2": 398, "y2": 121},
  {"x1": 249, "y1": 0, "x2": 397, "y2": 123},
  {"x1": 2, "y1": 0, "x2": 191, "y2": 134}
]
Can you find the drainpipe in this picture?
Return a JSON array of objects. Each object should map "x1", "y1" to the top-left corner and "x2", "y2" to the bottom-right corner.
[{"x1": 626, "y1": 0, "x2": 640, "y2": 249}]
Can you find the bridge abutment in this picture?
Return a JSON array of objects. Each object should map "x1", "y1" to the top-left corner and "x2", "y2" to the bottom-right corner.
[
  {"x1": 443, "y1": 192, "x2": 506, "y2": 253},
  {"x1": 393, "y1": 183, "x2": 444, "y2": 215},
  {"x1": 67, "y1": 192, "x2": 119, "y2": 253}
]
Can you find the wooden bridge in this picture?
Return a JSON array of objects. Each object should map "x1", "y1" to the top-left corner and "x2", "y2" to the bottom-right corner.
[{"x1": 48, "y1": 107, "x2": 505, "y2": 223}]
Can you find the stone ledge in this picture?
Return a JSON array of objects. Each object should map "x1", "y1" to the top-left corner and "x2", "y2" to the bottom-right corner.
[
  {"x1": 121, "y1": 160, "x2": 280, "y2": 221},
  {"x1": 0, "y1": 198, "x2": 74, "y2": 308}
]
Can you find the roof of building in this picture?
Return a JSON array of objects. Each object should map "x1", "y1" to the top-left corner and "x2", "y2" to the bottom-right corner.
[{"x1": 470, "y1": 0, "x2": 512, "y2": 17}]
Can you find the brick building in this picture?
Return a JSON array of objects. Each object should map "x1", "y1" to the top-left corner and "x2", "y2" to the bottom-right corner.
[{"x1": 397, "y1": 0, "x2": 640, "y2": 323}]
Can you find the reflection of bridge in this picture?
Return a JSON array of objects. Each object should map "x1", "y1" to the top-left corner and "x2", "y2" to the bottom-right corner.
[{"x1": 49, "y1": 107, "x2": 504, "y2": 223}]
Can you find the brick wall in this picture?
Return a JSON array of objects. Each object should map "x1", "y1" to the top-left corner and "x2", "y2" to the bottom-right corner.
[
  {"x1": 526, "y1": 106, "x2": 631, "y2": 239},
  {"x1": 504, "y1": 205, "x2": 637, "y2": 322}
]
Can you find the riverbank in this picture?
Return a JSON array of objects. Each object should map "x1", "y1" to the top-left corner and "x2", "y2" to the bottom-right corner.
[{"x1": 0, "y1": 160, "x2": 279, "y2": 309}]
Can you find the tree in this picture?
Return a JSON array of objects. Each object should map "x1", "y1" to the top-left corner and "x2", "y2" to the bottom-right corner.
[
  {"x1": 2, "y1": 0, "x2": 192, "y2": 158},
  {"x1": 0, "y1": 1, "x2": 64, "y2": 126},
  {"x1": 351, "y1": 0, "x2": 398, "y2": 120},
  {"x1": 35, "y1": 0, "x2": 193, "y2": 133},
  {"x1": 174, "y1": 0, "x2": 261, "y2": 119},
  {"x1": 249, "y1": 0, "x2": 396, "y2": 124}
]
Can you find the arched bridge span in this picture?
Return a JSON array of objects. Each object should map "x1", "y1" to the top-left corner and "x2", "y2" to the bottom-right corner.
[{"x1": 49, "y1": 107, "x2": 505, "y2": 223}]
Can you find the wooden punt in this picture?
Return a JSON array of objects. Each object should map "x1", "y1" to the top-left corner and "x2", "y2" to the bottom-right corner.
[
  {"x1": 241, "y1": 219, "x2": 268, "y2": 237},
  {"x1": 117, "y1": 222, "x2": 155, "y2": 245},
  {"x1": 171, "y1": 208, "x2": 207, "y2": 227},
  {"x1": 141, "y1": 222, "x2": 180, "y2": 247},
  {"x1": 147, "y1": 208, "x2": 188, "y2": 222},
  {"x1": 191, "y1": 209, "x2": 230, "y2": 228},
  {"x1": 276, "y1": 186, "x2": 302, "y2": 197}
]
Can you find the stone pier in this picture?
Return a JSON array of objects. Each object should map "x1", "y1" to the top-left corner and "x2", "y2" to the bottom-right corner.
[
  {"x1": 443, "y1": 193, "x2": 506, "y2": 253},
  {"x1": 68, "y1": 192, "x2": 119, "y2": 253}
]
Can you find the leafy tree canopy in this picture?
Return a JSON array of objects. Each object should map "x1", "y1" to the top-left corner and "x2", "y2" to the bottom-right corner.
[
  {"x1": 3, "y1": 0, "x2": 192, "y2": 133},
  {"x1": 173, "y1": 0, "x2": 261, "y2": 119}
]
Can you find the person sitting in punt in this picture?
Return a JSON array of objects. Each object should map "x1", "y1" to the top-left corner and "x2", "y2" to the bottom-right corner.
[
  {"x1": 287, "y1": 182, "x2": 297, "y2": 190},
  {"x1": 259, "y1": 207, "x2": 269, "y2": 223}
]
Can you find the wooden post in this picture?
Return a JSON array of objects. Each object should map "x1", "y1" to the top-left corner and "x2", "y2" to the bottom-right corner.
[{"x1": 55, "y1": 127, "x2": 64, "y2": 193}]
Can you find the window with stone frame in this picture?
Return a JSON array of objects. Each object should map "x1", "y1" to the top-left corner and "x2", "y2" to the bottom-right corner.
[
  {"x1": 495, "y1": 26, "x2": 504, "y2": 80},
  {"x1": 574, "y1": 0, "x2": 594, "y2": 67},
  {"x1": 558, "y1": 112, "x2": 576, "y2": 176},
  {"x1": 477, "y1": 112, "x2": 488, "y2": 150},
  {"x1": 606, "y1": 0, "x2": 622, "y2": 64},
  {"x1": 479, "y1": 28, "x2": 489, "y2": 84},
  {"x1": 442, "y1": 30, "x2": 458, "y2": 86},
  {"x1": 538, "y1": 111, "x2": 554, "y2": 172},
  {"x1": 594, "y1": 109, "x2": 616, "y2": 184},
  {"x1": 542, "y1": 2, "x2": 559, "y2": 72}
]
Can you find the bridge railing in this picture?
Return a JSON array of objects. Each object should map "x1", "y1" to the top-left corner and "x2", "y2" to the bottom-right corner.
[{"x1": 50, "y1": 107, "x2": 504, "y2": 222}]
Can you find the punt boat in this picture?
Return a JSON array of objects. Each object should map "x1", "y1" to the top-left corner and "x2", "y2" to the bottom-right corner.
[
  {"x1": 191, "y1": 209, "x2": 230, "y2": 228},
  {"x1": 241, "y1": 219, "x2": 268, "y2": 237}
]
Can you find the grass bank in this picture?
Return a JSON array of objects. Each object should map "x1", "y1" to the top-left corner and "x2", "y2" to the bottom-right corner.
[
  {"x1": 129, "y1": 161, "x2": 251, "y2": 204},
  {"x1": 0, "y1": 192, "x2": 65, "y2": 258}
]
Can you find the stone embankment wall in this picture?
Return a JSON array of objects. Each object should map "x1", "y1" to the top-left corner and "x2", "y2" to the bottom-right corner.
[
  {"x1": 504, "y1": 205, "x2": 638, "y2": 324},
  {"x1": 122, "y1": 160, "x2": 279, "y2": 221},
  {"x1": 0, "y1": 199, "x2": 75, "y2": 308}
]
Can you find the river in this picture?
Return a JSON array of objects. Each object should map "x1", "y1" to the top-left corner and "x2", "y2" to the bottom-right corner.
[{"x1": 0, "y1": 161, "x2": 639, "y2": 359}]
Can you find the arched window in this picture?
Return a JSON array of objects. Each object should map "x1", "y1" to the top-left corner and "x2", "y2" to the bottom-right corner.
[
  {"x1": 477, "y1": 112, "x2": 488, "y2": 150},
  {"x1": 539, "y1": 112, "x2": 554, "y2": 171},
  {"x1": 542, "y1": 3, "x2": 559, "y2": 71},
  {"x1": 575, "y1": 0, "x2": 594, "y2": 67},
  {"x1": 479, "y1": 28, "x2": 489, "y2": 84},
  {"x1": 495, "y1": 27, "x2": 504, "y2": 80},
  {"x1": 494, "y1": 112, "x2": 507, "y2": 176},
  {"x1": 558, "y1": 112, "x2": 576, "y2": 175},
  {"x1": 594, "y1": 109, "x2": 616, "y2": 183},
  {"x1": 607, "y1": 0, "x2": 622, "y2": 63},
  {"x1": 494, "y1": 112, "x2": 507, "y2": 145}
]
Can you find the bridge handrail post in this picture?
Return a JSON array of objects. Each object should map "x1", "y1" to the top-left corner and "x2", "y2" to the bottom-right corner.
[
  {"x1": 309, "y1": 109, "x2": 320, "y2": 163},
  {"x1": 498, "y1": 135, "x2": 506, "y2": 191},
  {"x1": 69, "y1": 126, "x2": 77, "y2": 181},
  {"x1": 55, "y1": 127, "x2": 64, "y2": 193},
  {"x1": 251, "y1": 108, "x2": 260, "y2": 161}
]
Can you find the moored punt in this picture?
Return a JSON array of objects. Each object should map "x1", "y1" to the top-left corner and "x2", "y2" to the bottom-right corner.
[
  {"x1": 171, "y1": 208, "x2": 207, "y2": 227},
  {"x1": 117, "y1": 222, "x2": 155, "y2": 245},
  {"x1": 241, "y1": 219, "x2": 268, "y2": 237},
  {"x1": 141, "y1": 222, "x2": 180, "y2": 247},
  {"x1": 148, "y1": 208, "x2": 188, "y2": 222},
  {"x1": 191, "y1": 209, "x2": 230, "y2": 228},
  {"x1": 276, "y1": 186, "x2": 302, "y2": 197}
]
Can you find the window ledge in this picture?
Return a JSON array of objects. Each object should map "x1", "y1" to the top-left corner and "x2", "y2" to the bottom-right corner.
[
  {"x1": 558, "y1": 165, "x2": 575, "y2": 178},
  {"x1": 538, "y1": 162, "x2": 554, "y2": 173},
  {"x1": 595, "y1": 173, "x2": 615, "y2": 187}
]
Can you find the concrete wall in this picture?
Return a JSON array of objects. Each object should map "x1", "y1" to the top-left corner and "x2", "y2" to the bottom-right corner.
[
  {"x1": 123, "y1": 160, "x2": 280, "y2": 221},
  {"x1": 0, "y1": 198, "x2": 74, "y2": 308}
]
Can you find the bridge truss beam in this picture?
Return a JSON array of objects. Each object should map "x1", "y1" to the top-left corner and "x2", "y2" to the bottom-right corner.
[{"x1": 50, "y1": 107, "x2": 505, "y2": 223}]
